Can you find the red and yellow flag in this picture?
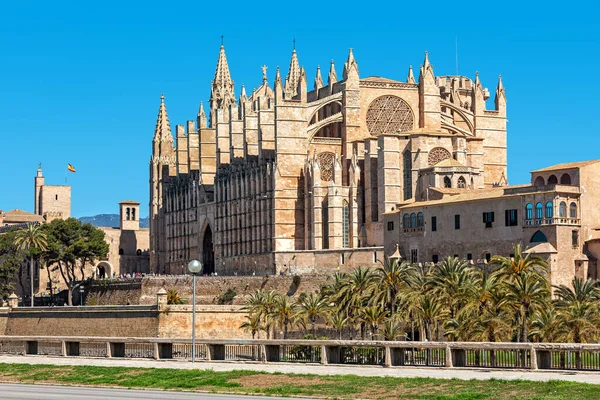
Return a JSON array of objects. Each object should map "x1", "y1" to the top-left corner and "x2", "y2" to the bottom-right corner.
[{"x1": 67, "y1": 163, "x2": 76, "y2": 173}]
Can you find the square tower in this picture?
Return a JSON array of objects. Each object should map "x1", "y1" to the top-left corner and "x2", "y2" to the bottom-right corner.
[{"x1": 119, "y1": 200, "x2": 140, "y2": 231}]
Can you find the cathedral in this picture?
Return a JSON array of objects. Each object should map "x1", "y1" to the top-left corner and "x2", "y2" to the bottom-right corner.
[{"x1": 149, "y1": 45, "x2": 507, "y2": 275}]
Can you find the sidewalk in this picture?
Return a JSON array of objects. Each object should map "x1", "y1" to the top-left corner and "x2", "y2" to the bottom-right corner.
[{"x1": 0, "y1": 355, "x2": 598, "y2": 385}]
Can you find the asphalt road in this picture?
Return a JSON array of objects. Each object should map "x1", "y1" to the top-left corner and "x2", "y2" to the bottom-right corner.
[{"x1": 0, "y1": 383, "x2": 303, "y2": 400}]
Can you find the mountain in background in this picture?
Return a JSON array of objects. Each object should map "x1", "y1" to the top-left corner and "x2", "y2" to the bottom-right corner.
[{"x1": 79, "y1": 214, "x2": 150, "y2": 229}]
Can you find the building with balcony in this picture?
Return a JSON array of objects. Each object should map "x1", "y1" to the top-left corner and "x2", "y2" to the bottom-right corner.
[{"x1": 384, "y1": 160, "x2": 600, "y2": 287}]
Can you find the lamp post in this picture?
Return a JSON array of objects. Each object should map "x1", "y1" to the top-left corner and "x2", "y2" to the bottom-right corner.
[
  {"x1": 187, "y1": 259, "x2": 203, "y2": 363},
  {"x1": 79, "y1": 286, "x2": 85, "y2": 306}
]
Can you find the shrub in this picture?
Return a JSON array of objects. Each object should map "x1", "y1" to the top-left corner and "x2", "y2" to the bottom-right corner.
[
  {"x1": 167, "y1": 289, "x2": 183, "y2": 305},
  {"x1": 217, "y1": 288, "x2": 237, "y2": 305}
]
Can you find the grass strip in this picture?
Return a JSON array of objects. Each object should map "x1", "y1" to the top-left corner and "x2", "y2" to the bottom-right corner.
[{"x1": 0, "y1": 363, "x2": 597, "y2": 399}]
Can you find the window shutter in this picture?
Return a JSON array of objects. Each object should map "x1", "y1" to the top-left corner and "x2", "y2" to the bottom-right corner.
[
  {"x1": 491, "y1": 212, "x2": 495, "y2": 222},
  {"x1": 483, "y1": 213, "x2": 486, "y2": 223},
  {"x1": 505, "y1": 210, "x2": 509, "y2": 226}
]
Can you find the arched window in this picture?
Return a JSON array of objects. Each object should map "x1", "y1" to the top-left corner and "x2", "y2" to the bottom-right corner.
[
  {"x1": 132, "y1": 208, "x2": 136, "y2": 221},
  {"x1": 547, "y1": 175, "x2": 558, "y2": 185},
  {"x1": 535, "y1": 203, "x2": 543, "y2": 219},
  {"x1": 560, "y1": 173, "x2": 572, "y2": 185},
  {"x1": 526, "y1": 203, "x2": 533, "y2": 220},
  {"x1": 531, "y1": 230, "x2": 548, "y2": 243},
  {"x1": 403, "y1": 151, "x2": 412, "y2": 200},
  {"x1": 570, "y1": 202, "x2": 578, "y2": 218},
  {"x1": 403, "y1": 214, "x2": 410, "y2": 229},
  {"x1": 342, "y1": 201, "x2": 349, "y2": 248},
  {"x1": 443, "y1": 176, "x2": 452, "y2": 188},
  {"x1": 417, "y1": 212, "x2": 424, "y2": 227},
  {"x1": 545, "y1": 202, "x2": 553, "y2": 218},
  {"x1": 119, "y1": 248, "x2": 124, "y2": 255},
  {"x1": 410, "y1": 213, "x2": 417, "y2": 228},
  {"x1": 559, "y1": 201, "x2": 567, "y2": 217},
  {"x1": 534, "y1": 176, "x2": 545, "y2": 186},
  {"x1": 126, "y1": 208, "x2": 130, "y2": 221},
  {"x1": 136, "y1": 249, "x2": 142, "y2": 256},
  {"x1": 322, "y1": 198, "x2": 329, "y2": 249},
  {"x1": 457, "y1": 176, "x2": 466, "y2": 188}
]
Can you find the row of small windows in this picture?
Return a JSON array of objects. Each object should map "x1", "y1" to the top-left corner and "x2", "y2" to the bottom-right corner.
[
  {"x1": 119, "y1": 249, "x2": 144, "y2": 255},
  {"x1": 398, "y1": 202, "x2": 576, "y2": 232},
  {"x1": 534, "y1": 173, "x2": 572, "y2": 186},
  {"x1": 443, "y1": 176, "x2": 467, "y2": 188},
  {"x1": 400, "y1": 209, "x2": 517, "y2": 231},
  {"x1": 525, "y1": 202, "x2": 577, "y2": 220},
  {"x1": 402, "y1": 212, "x2": 424, "y2": 228},
  {"x1": 125, "y1": 207, "x2": 137, "y2": 221}
]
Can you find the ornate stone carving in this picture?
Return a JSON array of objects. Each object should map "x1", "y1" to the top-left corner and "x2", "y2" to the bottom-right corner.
[
  {"x1": 366, "y1": 95, "x2": 414, "y2": 135},
  {"x1": 318, "y1": 152, "x2": 335, "y2": 182},
  {"x1": 428, "y1": 147, "x2": 452, "y2": 166}
]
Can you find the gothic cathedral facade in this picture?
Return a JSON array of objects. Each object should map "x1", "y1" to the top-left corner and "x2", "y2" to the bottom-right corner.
[{"x1": 149, "y1": 45, "x2": 507, "y2": 275}]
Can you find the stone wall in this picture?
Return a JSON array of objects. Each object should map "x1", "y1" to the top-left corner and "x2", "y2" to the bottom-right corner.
[
  {"x1": 88, "y1": 275, "x2": 331, "y2": 306},
  {"x1": 3, "y1": 306, "x2": 159, "y2": 337}
]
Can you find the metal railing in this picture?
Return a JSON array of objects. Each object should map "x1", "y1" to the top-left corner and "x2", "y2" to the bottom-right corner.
[{"x1": 1, "y1": 336, "x2": 600, "y2": 372}]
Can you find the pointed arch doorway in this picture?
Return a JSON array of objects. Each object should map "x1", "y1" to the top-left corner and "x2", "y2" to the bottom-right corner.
[{"x1": 202, "y1": 225, "x2": 215, "y2": 275}]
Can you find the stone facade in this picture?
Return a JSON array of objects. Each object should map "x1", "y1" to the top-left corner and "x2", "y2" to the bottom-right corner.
[
  {"x1": 98, "y1": 201, "x2": 150, "y2": 277},
  {"x1": 150, "y1": 46, "x2": 506, "y2": 275},
  {"x1": 384, "y1": 160, "x2": 600, "y2": 287}
]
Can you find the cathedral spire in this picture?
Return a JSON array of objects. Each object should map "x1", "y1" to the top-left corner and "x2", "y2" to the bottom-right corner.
[
  {"x1": 274, "y1": 66, "x2": 283, "y2": 101},
  {"x1": 406, "y1": 65, "x2": 415, "y2": 84},
  {"x1": 240, "y1": 84, "x2": 247, "y2": 101},
  {"x1": 343, "y1": 48, "x2": 359, "y2": 81},
  {"x1": 328, "y1": 59, "x2": 337, "y2": 86},
  {"x1": 495, "y1": 74, "x2": 506, "y2": 114},
  {"x1": 210, "y1": 44, "x2": 235, "y2": 125},
  {"x1": 153, "y1": 94, "x2": 173, "y2": 144},
  {"x1": 314, "y1": 65, "x2": 323, "y2": 90},
  {"x1": 419, "y1": 51, "x2": 435, "y2": 84},
  {"x1": 284, "y1": 48, "x2": 301, "y2": 98},
  {"x1": 197, "y1": 101, "x2": 207, "y2": 129}
]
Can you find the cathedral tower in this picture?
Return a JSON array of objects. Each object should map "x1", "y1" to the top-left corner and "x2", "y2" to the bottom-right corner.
[
  {"x1": 149, "y1": 94, "x2": 175, "y2": 273},
  {"x1": 209, "y1": 45, "x2": 235, "y2": 127}
]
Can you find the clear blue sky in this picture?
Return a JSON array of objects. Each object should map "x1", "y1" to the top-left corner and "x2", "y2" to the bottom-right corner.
[{"x1": 1, "y1": 1, "x2": 598, "y2": 218}]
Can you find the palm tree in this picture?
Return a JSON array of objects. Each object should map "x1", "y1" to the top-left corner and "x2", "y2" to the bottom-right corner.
[
  {"x1": 491, "y1": 243, "x2": 548, "y2": 279},
  {"x1": 273, "y1": 294, "x2": 295, "y2": 339},
  {"x1": 295, "y1": 292, "x2": 329, "y2": 339},
  {"x1": 529, "y1": 308, "x2": 559, "y2": 343},
  {"x1": 554, "y1": 278, "x2": 600, "y2": 344},
  {"x1": 429, "y1": 257, "x2": 475, "y2": 321},
  {"x1": 375, "y1": 258, "x2": 410, "y2": 315},
  {"x1": 381, "y1": 317, "x2": 405, "y2": 341},
  {"x1": 505, "y1": 272, "x2": 550, "y2": 343},
  {"x1": 242, "y1": 290, "x2": 277, "y2": 339},
  {"x1": 329, "y1": 312, "x2": 350, "y2": 340},
  {"x1": 359, "y1": 305, "x2": 387, "y2": 339},
  {"x1": 337, "y1": 267, "x2": 377, "y2": 339},
  {"x1": 414, "y1": 294, "x2": 446, "y2": 341},
  {"x1": 240, "y1": 314, "x2": 260, "y2": 340},
  {"x1": 14, "y1": 223, "x2": 48, "y2": 307}
]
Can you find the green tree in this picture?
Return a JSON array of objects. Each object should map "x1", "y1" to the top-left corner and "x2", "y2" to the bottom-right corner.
[
  {"x1": 554, "y1": 278, "x2": 600, "y2": 344},
  {"x1": 0, "y1": 230, "x2": 24, "y2": 300},
  {"x1": 375, "y1": 258, "x2": 410, "y2": 315},
  {"x1": 273, "y1": 294, "x2": 295, "y2": 339},
  {"x1": 359, "y1": 305, "x2": 387, "y2": 339},
  {"x1": 491, "y1": 243, "x2": 548, "y2": 279},
  {"x1": 42, "y1": 218, "x2": 108, "y2": 306},
  {"x1": 14, "y1": 223, "x2": 48, "y2": 306},
  {"x1": 429, "y1": 257, "x2": 475, "y2": 321},
  {"x1": 295, "y1": 292, "x2": 329, "y2": 340}
]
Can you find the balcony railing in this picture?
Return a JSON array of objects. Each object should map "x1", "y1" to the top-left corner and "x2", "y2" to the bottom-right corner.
[
  {"x1": 2, "y1": 335, "x2": 600, "y2": 371},
  {"x1": 525, "y1": 217, "x2": 580, "y2": 226}
]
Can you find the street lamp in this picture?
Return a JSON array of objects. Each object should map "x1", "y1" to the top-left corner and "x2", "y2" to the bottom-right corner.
[
  {"x1": 187, "y1": 259, "x2": 203, "y2": 363},
  {"x1": 79, "y1": 286, "x2": 85, "y2": 306}
]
